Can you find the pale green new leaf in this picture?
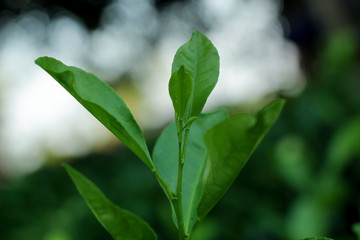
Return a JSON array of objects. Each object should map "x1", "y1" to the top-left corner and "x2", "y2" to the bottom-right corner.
[
  {"x1": 172, "y1": 30, "x2": 219, "y2": 117},
  {"x1": 35, "y1": 57, "x2": 153, "y2": 170},
  {"x1": 152, "y1": 109, "x2": 228, "y2": 233},
  {"x1": 197, "y1": 99, "x2": 285, "y2": 220},
  {"x1": 169, "y1": 65, "x2": 193, "y2": 119},
  {"x1": 63, "y1": 164, "x2": 157, "y2": 240}
]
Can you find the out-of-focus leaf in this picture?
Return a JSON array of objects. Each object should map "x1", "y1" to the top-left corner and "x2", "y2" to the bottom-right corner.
[
  {"x1": 287, "y1": 195, "x2": 337, "y2": 240},
  {"x1": 352, "y1": 222, "x2": 360, "y2": 239},
  {"x1": 63, "y1": 164, "x2": 157, "y2": 240},
  {"x1": 169, "y1": 65, "x2": 193, "y2": 119},
  {"x1": 35, "y1": 57, "x2": 153, "y2": 170},
  {"x1": 301, "y1": 237, "x2": 334, "y2": 240},
  {"x1": 274, "y1": 134, "x2": 312, "y2": 191},
  {"x1": 152, "y1": 109, "x2": 228, "y2": 233},
  {"x1": 321, "y1": 29, "x2": 357, "y2": 78},
  {"x1": 197, "y1": 99, "x2": 285, "y2": 220},
  {"x1": 288, "y1": 118, "x2": 360, "y2": 240},
  {"x1": 325, "y1": 115, "x2": 360, "y2": 175},
  {"x1": 172, "y1": 30, "x2": 219, "y2": 117}
]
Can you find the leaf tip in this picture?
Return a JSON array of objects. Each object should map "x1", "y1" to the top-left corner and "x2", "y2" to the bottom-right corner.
[
  {"x1": 61, "y1": 162, "x2": 74, "y2": 175},
  {"x1": 34, "y1": 56, "x2": 44, "y2": 66},
  {"x1": 178, "y1": 65, "x2": 185, "y2": 72},
  {"x1": 35, "y1": 56, "x2": 51, "y2": 66},
  {"x1": 277, "y1": 98, "x2": 287, "y2": 105},
  {"x1": 275, "y1": 98, "x2": 286, "y2": 111},
  {"x1": 263, "y1": 98, "x2": 286, "y2": 112},
  {"x1": 61, "y1": 162, "x2": 69, "y2": 168},
  {"x1": 34, "y1": 56, "x2": 66, "y2": 73},
  {"x1": 192, "y1": 29, "x2": 205, "y2": 37}
]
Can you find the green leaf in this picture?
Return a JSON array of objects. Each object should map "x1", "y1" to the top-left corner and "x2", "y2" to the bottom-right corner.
[
  {"x1": 169, "y1": 65, "x2": 193, "y2": 119},
  {"x1": 352, "y1": 222, "x2": 360, "y2": 239},
  {"x1": 63, "y1": 163, "x2": 157, "y2": 240},
  {"x1": 35, "y1": 57, "x2": 153, "y2": 170},
  {"x1": 152, "y1": 109, "x2": 228, "y2": 233},
  {"x1": 197, "y1": 99, "x2": 285, "y2": 221},
  {"x1": 172, "y1": 30, "x2": 219, "y2": 117},
  {"x1": 325, "y1": 115, "x2": 360, "y2": 174}
]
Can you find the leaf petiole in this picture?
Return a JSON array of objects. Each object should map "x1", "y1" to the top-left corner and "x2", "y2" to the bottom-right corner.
[{"x1": 184, "y1": 117, "x2": 197, "y2": 130}]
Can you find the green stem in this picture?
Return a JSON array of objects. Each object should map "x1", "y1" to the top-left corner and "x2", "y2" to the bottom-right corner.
[
  {"x1": 181, "y1": 126, "x2": 191, "y2": 164},
  {"x1": 175, "y1": 119, "x2": 186, "y2": 240},
  {"x1": 173, "y1": 117, "x2": 193, "y2": 240}
]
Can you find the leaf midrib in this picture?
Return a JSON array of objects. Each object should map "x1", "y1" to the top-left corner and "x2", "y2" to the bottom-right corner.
[{"x1": 183, "y1": 148, "x2": 205, "y2": 233}]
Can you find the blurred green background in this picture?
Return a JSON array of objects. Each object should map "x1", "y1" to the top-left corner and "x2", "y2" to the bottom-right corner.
[{"x1": 0, "y1": 0, "x2": 360, "y2": 239}]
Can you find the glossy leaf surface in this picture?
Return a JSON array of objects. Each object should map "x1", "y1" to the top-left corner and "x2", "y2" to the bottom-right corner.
[
  {"x1": 169, "y1": 65, "x2": 193, "y2": 119},
  {"x1": 63, "y1": 164, "x2": 157, "y2": 240},
  {"x1": 35, "y1": 57, "x2": 153, "y2": 170},
  {"x1": 172, "y1": 30, "x2": 219, "y2": 117},
  {"x1": 152, "y1": 109, "x2": 228, "y2": 233},
  {"x1": 197, "y1": 99, "x2": 286, "y2": 220}
]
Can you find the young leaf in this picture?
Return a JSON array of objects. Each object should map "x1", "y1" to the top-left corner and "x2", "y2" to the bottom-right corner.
[
  {"x1": 63, "y1": 163, "x2": 157, "y2": 240},
  {"x1": 197, "y1": 99, "x2": 285, "y2": 221},
  {"x1": 172, "y1": 30, "x2": 219, "y2": 117},
  {"x1": 35, "y1": 57, "x2": 153, "y2": 170},
  {"x1": 152, "y1": 109, "x2": 228, "y2": 233},
  {"x1": 169, "y1": 65, "x2": 193, "y2": 119}
]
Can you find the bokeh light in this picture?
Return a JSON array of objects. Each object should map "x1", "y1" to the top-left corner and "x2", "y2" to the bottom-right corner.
[{"x1": 0, "y1": 0, "x2": 303, "y2": 177}]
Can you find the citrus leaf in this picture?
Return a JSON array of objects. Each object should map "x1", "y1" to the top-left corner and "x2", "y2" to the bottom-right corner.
[
  {"x1": 63, "y1": 164, "x2": 157, "y2": 240},
  {"x1": 35, "y1": 57, "x2": 153, "y2": 170},
  {"x1": 169, "y1": 65, "x2": 193, "y2": 119},
  {"x1": 172, "y1": 30, "x2": 219, "y2": 117},
  {"x1": 197, "y1": 99, "x2": 286, "y2": 221},
  {"x1": 152, "y1": 109, "x2": 228, "y2": 233}
]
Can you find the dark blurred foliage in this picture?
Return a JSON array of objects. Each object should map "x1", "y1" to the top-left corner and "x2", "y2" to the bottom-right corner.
[
  {"x1": 1, "y1": 0, "x2": 360, "y2": 239},
  {"x1": 0, "y1": 145, "x2": 176, "y2": 239},
  {"x1": 0, "y1": 0, "x2": 189, "y2": 29},
  {"x1": 0, "y1": 0, "x2": 110, "y2": 29}
]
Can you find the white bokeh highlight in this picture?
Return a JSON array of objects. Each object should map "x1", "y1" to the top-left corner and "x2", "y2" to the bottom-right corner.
[{"x1": 0, "y1": 0, "x2": 304, "y2": 177}]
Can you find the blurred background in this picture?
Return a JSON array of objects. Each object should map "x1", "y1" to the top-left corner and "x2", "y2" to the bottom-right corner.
[{"x1": 0, "y1": 0, "x2": 359, "y2": 239}]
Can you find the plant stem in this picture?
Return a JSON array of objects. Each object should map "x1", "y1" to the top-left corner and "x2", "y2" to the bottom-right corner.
[
  {"x1": 174, "y1": 119, "x2": 192, "y2": 240},
  {"x1": 175, "y1": 119, "x2": 186, "y2": 240},
  {"x1": 181, "y1": 126, "x2": 190, "y2": 164}
]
